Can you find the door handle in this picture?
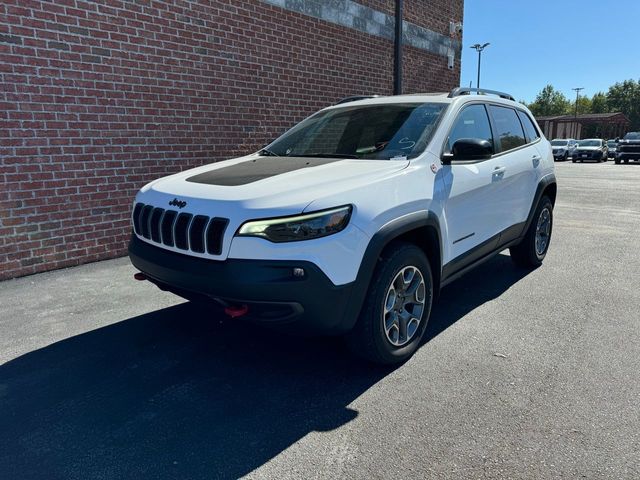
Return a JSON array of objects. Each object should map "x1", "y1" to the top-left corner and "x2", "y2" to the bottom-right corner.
[
  {"x1": 492, "y1": 166, "x2": 506, "y2": 180},
  {"x1": 532, "y1": 154, "x2": 541, "y2": 167}
]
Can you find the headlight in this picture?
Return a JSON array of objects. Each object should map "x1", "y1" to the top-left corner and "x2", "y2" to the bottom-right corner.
[{"x1": 236, "y1": 205, "x2": 352, "y2": 243}]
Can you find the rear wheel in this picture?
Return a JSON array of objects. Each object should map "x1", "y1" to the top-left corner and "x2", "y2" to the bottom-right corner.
[
  {"x1": 346, "y1": 242, "x2": 433, "y2": 365},
  {"x1": 615, "y1": 158, "x2": 621, "y2": 164},
  {"x1": 510, "y1": 196, "x2": 553, "y2": 268}
]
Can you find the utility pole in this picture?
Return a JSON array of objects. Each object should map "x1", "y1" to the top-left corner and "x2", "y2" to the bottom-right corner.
[
  {"x1": 470, "y1": 43, "x2": 490, "y2": 89},
  {"x1": 572, "y1": 87, "x2": 584, "y2": 139},
  {"x1": 393, "y1": 0, "x2": 403, "y2": 95}
]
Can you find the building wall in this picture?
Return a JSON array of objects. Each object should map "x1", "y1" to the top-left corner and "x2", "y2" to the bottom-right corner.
[{"x1": 0, "y1": 0, "x2": 463, "y2": 280}]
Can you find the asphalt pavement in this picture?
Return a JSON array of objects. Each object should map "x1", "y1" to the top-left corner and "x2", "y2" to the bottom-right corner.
[{"x1": 1, "y1": 161, "x2": 639, "y2": 479}]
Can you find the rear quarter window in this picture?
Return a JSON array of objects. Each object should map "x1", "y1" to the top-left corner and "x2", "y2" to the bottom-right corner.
[
  {"x1": 516, "y1": 110, "x2": 540, "y2": 143},
  {"x1": 488, "y1": 105, "x2": 526, "y2": 153}
]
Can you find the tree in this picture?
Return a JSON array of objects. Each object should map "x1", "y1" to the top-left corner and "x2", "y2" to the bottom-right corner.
[
  {"x1": 606, "y1": 79, "x2": 640, "y2": 130},
  {"x1": 527, "y1": 85, "x2": 571, "y2": 117},
  {"x1": 590, "y1": 92, "x2": 609, "y2": 114},
  {"x1": 572, "y1": 96, "x2": 592, "y2": 116}
]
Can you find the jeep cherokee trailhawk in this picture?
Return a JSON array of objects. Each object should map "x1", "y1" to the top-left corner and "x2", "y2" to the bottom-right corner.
[{"x1": 129, "y1": 87, "x2": 557, "y2": 364}]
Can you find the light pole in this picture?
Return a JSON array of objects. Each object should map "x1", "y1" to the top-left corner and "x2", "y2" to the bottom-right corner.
[
  {"x1": 572, "y1": 87, "x2": 584, "y2": 138},
  {"x1": 393, "y1": 0, "x2": 403, "y2": 95},
  {"x1": 470, "y1": 43, "x2": 490, "y2": 89}
]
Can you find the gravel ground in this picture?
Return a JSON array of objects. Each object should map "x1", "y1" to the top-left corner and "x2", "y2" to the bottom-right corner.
[{"x1": 1, "y1": 161, "x2": 639, "y2": 479}]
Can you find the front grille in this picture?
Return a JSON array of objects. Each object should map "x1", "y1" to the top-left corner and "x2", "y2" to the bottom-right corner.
[
  {"x1": 132, "y1": 202, "x2": 229, "y2": 255},
  {"x1": 619, "y1": 145, "x2": 640, "y2": 153}
]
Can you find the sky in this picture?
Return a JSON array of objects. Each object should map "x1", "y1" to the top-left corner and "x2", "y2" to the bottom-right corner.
[{"x1": 460, "y1": 0, "x2": 640, "y2": 103}]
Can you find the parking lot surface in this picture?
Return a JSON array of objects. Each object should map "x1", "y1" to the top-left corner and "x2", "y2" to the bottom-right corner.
[{"x1": 1, "y1": 162, "x2": 639, "y2": 479}]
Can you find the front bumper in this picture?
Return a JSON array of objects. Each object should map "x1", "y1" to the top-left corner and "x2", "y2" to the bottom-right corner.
[
  {"x1": 129, "y1": 235, "x2": 357, "y2": 335},
  {"x1": 574, "y1": 150, "x2": 603, "y2": 160},
  {"x1": 618, "y1": 152, "x2": 640, "y2": 160}
]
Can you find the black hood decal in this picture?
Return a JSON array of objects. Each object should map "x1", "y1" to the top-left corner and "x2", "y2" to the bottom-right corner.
[{"x1": 185, "y1": 157, "x2": 344, "y2": 186}]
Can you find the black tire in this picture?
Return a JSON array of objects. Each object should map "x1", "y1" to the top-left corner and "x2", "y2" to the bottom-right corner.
[
  {"x1": 572, "y1": 159, "x2": 576, "y2": 163},
  {"x1": 615, "y1": 158, "x2": 621, "y2": 164},
  {"x1": 510, "y1": 196, "x2": 553, "y2": 268},
  {"x1": 563, "y1": 152, "x2": 568, "y2": 161},
  {"x1": 345, "y1": 242, "x2": 433, "y2": 365}
]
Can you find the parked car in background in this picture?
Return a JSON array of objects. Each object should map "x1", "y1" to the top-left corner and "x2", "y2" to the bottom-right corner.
[
  {"x1": 615, "y1": 132, "x2": 640, "y2": 164},
  {"x1": 572, "y1": 139, "x2": 608, "y2": 163},
  {"x1": 551, "y1": 138, "x2": 577, "y2": 161},
  {"x1": 607, "y1": 139, "x2": 618, "y2": 159}
]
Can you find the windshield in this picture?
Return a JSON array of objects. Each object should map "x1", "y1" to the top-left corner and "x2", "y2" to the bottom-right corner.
[
  {"x1": 578, "y1": 140, "x2": 601, "y2": 147},
  {"x1": 607, "y1": 140, "x2": 617, "y2": 147},
  {"x1": 551, "y1": 140, "x2": 568, "y2": 146},
  {"x1": 262, "y1": 103, "x2": 447, "y2": 160},
  {"x1": 623, "y1": 132, "x2": 640, "y2": 140}
]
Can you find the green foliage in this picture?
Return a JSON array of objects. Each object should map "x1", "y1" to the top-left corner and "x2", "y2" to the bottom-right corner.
[
  {"x1": 606, "y1": 80, "x2": 640, "y2": 129},
  {"x1": 590, "y1": 92, "x2": 608, "y2": 113},
  {"x1": 527, "y1": 80, "x2": 640, "y2": 130},
  {"x1": 574, "y1": 96, "x2": 591, "y2": 115},
  {"x1": 527, "y1": 85, "x2": 571, "y2": 116}
]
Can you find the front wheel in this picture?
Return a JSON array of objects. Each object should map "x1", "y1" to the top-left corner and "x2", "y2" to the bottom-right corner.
[
  {"x1": 345, "y1": 242, "x2": 433, "y2": 365},
  {"x1": 510, "y1": 196, "x2": 553, "y2": 268}
]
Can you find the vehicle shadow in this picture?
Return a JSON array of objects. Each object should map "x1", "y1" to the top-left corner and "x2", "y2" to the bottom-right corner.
[
  {"x1": 426, "y1": 252, "x2": 531, "y2": 342},
  {"x1": 0, "y1": 253, "x2": 530, "y2": 479}
]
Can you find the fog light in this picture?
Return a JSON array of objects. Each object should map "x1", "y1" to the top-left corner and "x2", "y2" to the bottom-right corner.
[{"x1": 292, "y1": 267, "x2": 305, "y2": 278}]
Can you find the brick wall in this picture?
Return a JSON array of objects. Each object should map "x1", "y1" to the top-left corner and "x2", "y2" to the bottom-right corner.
[{"x1": 0, "y1": 0, "x2": 463, "y2": 280}]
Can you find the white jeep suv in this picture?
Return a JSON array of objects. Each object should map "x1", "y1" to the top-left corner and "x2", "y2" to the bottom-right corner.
[{"x1": 129, "y1": 88, "x2": 557, "y2": 364}]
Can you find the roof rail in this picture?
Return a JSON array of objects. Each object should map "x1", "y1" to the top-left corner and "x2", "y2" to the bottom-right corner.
[
  {"x1": 336, "y1": 95, "x2": 380, "y2": 105},
  {"x1": 448, "y1": 87, "x2": 515, "y2": 102}
]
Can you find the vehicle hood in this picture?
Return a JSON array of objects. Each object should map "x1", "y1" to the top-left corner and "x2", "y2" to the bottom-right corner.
[
  {"x1": 137, "y1": 154, "x2": 410, "y2": 215},
  {"x1": 574, "y1": 146, "x2": 602, "y2": 151}
]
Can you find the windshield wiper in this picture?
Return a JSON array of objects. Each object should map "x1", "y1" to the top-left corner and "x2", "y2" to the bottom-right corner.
[
  {"x1": 293, "y1": 153, "x2": 359, "y2": 159},
  {"x1": 258, "y1": 148, "x2": 279, "y2": 157}
]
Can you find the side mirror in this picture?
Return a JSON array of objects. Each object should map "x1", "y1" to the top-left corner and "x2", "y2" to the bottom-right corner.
[{"x1": 443, "y1": 138, "x2": 493, "y2": 163}]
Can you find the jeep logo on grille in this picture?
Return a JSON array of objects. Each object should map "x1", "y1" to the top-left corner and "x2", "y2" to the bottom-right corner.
[{"x1": 168, "y1": 198, "x2": 187, "y2": 209}]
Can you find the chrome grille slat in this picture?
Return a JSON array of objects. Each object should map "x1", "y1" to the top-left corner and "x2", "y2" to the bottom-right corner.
[
  {"x1": 161, "y1": 210, "x2": 178, "y2": 247},
  {"x1": 174, "y1": 213, "x2": 193, "y2": 250},
  {"x1": 206, "y1": 218, "x2": 229, "y2": 255},
  {"x1": 140, "y1": 205, "x2": 154, "y2": 239},
  {"x1": 189, "y1": 215, "x2": 209, "y2": 253},
  {"x1": 149, "y1": 208, "x2": 164, "y2": 243}
]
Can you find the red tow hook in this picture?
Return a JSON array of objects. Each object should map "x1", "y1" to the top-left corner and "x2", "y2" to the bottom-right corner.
[
  {"x1": 133, "y1": 272, "x2": 147, "y2": 281},
  {"x1": 224, "y1": 304, "x2": 249, "y2": 318}
]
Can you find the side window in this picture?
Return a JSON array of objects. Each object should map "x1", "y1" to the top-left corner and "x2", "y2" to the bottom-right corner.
[
  {"x1": 446, "y1": 104, "x2": 494, "y2": 154},
  {"x1": 517, "y1": 110, "x2": 540, "y2": 143},
  {"x1": 488, "y1": 105, "x2": 526, "y2": 152}
]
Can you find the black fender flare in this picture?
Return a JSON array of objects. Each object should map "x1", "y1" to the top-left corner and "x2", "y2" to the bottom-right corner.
[
  {"x1": 522, "y1": 174, "x2": 557, "y2": 235},
  {"x1": 339, "y1": 211, "x2": 442, "y2": 331}
]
